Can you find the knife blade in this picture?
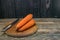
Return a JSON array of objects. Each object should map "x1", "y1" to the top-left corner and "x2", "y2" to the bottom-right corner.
[{"x1": 1, "y1": 18, "x2": 19, "y2": 32}]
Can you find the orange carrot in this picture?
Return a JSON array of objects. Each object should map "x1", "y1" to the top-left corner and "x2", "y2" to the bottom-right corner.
[
  {"x1": 18, "y1": 19, "x2": 35, "y2": 31},
  {"x1": 16, "y1": 14, "x2": 33, "y2": 29}
]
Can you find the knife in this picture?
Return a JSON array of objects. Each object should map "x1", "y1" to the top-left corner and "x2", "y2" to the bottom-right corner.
[{"x1": 1, "y1": 18, "x2": 19, "y2": 32}]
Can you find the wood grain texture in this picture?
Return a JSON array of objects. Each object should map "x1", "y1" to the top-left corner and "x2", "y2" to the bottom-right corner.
[{"x1": 0, "y1": 18, "x2": 60, "y2": 40}]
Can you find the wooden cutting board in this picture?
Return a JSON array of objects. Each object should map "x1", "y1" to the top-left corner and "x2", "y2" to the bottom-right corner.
[{"x1": 5, "y1": 23, "x2": 38, "y2": 37}]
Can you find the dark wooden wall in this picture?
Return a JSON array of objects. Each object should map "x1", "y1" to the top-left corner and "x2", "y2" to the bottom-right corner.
[
  {"x1": 1, "y1": 0, "x2": 15, "y2": 18},
  {"x1": 51, "y1": 0, "x2": 60, "y2": 18},
  {"x1": 0, "y1": 0, "x2": 60, "y2": 18}
]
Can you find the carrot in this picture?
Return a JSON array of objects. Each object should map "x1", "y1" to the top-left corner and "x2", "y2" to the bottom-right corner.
[
  {"x1": 16, "y1": 14, "x2": 33, "y2": 29},
  {"x1": 18, "y1": 19, "x2": 35, "y2": 31}
]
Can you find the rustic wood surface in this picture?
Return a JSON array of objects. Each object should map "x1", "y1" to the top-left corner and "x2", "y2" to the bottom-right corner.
[{"x1": 0, "y1": 18, "x2": 60, "y2": 40}]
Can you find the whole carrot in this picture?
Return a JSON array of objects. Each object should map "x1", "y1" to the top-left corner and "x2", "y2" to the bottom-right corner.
[
  {"x1": 16, "y1": 14, "x2": 33, "y2": 29},
  {"x1": 18, "y1": 19, "x2": 35, "y2": 31}
]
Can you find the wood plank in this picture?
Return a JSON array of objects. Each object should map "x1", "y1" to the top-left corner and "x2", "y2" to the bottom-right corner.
[{"x1": 0, "y1": 18, "x2": 60, "y2": 40}]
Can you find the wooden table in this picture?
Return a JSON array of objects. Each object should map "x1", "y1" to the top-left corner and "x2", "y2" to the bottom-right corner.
[{"x1": 0, "y1": 18, "x2": 60, "y2": 40}]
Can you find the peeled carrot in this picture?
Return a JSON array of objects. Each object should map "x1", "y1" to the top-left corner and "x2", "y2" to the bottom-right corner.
[
  {"x1": 18, "y1": 19, "x2": 35, "y2": 31},
  {"x1": 16, "y1": 14, "x2": 33, "y2": 29}
]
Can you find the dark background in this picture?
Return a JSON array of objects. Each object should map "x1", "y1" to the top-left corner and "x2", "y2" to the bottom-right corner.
[{"x1": 0, "y1": 0, "x2": 60, "y2": 18}]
